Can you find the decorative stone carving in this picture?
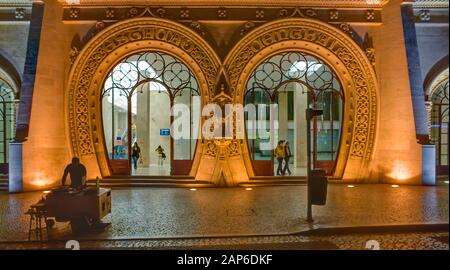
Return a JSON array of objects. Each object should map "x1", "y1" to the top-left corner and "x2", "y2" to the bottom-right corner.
[
  {"x1": 279, "y1": 8, "x2": 289, "y2": 17},
  {"x1": 180, "y1": 8, "x2": 190, "y2": 19},
  {"x1": 204, "y1": 140, "x2": 218, "y2": 158},
  {"x1": 365, "y1": 9, "x2": 375, "y2": 21},
  {"x1": 69, "y1": 8, "x2": 80, "y2": 19},
  {"x1": 240, "y1": 21, "x2": 256, "y2": 36},
  {"x1": 128, "y1": 7, "x2": 139, "y2": 18},
  {"x1": 289, "y1": 8, "x2": 306, "y2": 18},
  {"x1": 69, "y1": 46, "x2": 79, "y2": 65},
  {"x1": 156, "y1": 8, "x2": 166, "y2": 18},
  {"x1": 365, "y1": 47, "x2": 376, "y2": 66},
  {"x1": 255, "y1": 9, "x2": 265, "y2": 19},
  {"x1": 190, "y1": 21, "x2": 206, "y2": 36},
  {"x1": 329, "y1": 9, "x2": 339, "y2": 20},
  {"x1": 14, "y1": 8, "x2": 25, "y2": 19},
  {"x1": 217, "y1": 8, "x2": 227, "y2": 18},
  {"x1": 419, "y1": 10, "x2": 431, "y2": 21},
  {"x1": 95, "y1": 21, "x2": 105, "y2": 31},
  {"x1": 339, "y1": 23, "x2": 354, "y2": 38},
  {"x1": 425, "y1": 100, "x2": 433, "y2": 140},
  {"x1": 305, "y1": 9, "x2": 317, "y2": 17},
  {"x1": 105, "y1": 8, "x2": 115, "y2": 19},
  {"x1": 227, "y1": 140, "x2": 241, "y2": 158}
]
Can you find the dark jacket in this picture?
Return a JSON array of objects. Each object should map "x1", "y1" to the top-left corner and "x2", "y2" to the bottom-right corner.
[{"x1": 132, "y1": 146, "x2": 141, "y2": 158}]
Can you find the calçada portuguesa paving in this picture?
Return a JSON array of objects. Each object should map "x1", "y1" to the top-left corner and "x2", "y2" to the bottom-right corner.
[{"x1": 0, "y1": 183, "x2": 448, "y2": 242}]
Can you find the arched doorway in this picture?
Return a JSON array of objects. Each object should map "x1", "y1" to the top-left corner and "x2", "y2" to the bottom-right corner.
[
  {"x1": 0, "y1": 77, "x2": 18, "y2": 174},
  {"x1": 244, "y1": 52, "x2": 343, "y2": 176},
  {"x1": 225, "y1": 18, "x2": 379, "y2": 182},
  {"x1": 66, "y1": 18, "x2": 221, "y2": 180},
  {"x1": 429, "y1": 79, "x2": 449, "y2": 175},
  {"x1": 101, "y1": 51, "x2": 201, "y2": 176}
]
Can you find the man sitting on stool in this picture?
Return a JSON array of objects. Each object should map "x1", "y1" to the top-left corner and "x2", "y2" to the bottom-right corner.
[{"x1": 62, "y1": 157, "x2": 87, "y2": 190}]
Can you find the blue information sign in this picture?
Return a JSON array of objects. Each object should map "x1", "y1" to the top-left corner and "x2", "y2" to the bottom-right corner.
[{"x1": 160, "y1": 129, "x2": 170, "y2": 136}]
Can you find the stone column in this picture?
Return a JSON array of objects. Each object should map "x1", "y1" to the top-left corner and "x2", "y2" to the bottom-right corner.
[
  {"x1": 8, "y1": 142, "x2": 23, "y2": 193},
  {"x1": 149, "y1": 91, "x2": 171, "y2": 166},
  {"x1": 369, "y1": 0, "x2": 423, "y2": 184},
  {"x1": 136, "y1": 85, "x2": 150, "y2": 167},
  {"x1": 401, "y1": 3, "x2": 430, "y2": 143},
  {"x1": 278, "y1": 91, "x2": 288, "y2": 141},
  {"x1": 294, "y1": 84, "x2": 308, "y2": 168},
  {"x1": 14, "y1": 0, "x2": 44, "y2": 141}
]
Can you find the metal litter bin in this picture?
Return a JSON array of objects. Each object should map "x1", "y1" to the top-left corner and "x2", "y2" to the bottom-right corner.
[{"x1": 310, "y1": 169, "x2": 328, "y2": 205}]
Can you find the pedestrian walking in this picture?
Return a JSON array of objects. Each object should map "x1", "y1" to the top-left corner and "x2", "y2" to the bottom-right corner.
[
  {"x1": 275, "y1": 140, "x2": 285, "y2": 176},
  {"x1": 132, "y1": 142, "x2": 141, "y2": 170},
  {"x1": 283, "y1": 141, "x2": 292, "y2": 176}
]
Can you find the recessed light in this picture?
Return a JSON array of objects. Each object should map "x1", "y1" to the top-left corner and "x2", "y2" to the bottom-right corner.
[
  {"x1": 391, "y1": 185, "x2": 400, "y2": 188},
  {"x1": 189, "y1": 188, "x2": 197, "y2": 191},
  {"x1": 347, "y1": 185, "x2": 355, "y2": 188},
  {"x1": 245, "y1": 188, "x2": 253, "y2": 191}
]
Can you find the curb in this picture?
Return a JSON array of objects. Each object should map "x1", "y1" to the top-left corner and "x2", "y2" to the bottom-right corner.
[
  {"x1": 1, "y1": 223, "x2": 447, "y2": 244},
  {"x1": 296, "y1": 223, "x2": 449, "y2": 236}
]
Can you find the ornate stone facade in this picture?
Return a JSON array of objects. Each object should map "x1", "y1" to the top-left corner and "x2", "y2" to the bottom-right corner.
[
  {"x1": 66, "y1": 16, "x2": 378, "y2": 183},
  {"x1": 6, "y1": 0, "x2": 442, "y2": 191}
]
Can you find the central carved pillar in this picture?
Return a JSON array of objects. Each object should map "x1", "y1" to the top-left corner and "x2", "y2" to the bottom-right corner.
[{"x1": 194, "y1": 72, "x2": 250, "y2": 186}]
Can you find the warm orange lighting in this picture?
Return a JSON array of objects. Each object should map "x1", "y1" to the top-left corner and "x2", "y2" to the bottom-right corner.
[
  {"x1": 43, "y1": 190, "x2": 51, "y2": 194},
  {"x1": 189, "y1": 188, "x2": 197, "y2": 191},
  {"x1": 347, "y1": 185, "x2": 355, "y2": 188},
  {"x1": 32, "y1": 172, "x2": 52, "y2": 187},
  {"x1": 386, "y1": 161, "x2": 413, "y2": 181},
  {"x1": 391, "y1": 185, "x2": 400, "y2": 188},
  {"x1": 245, "y1": 188, "x2": 253, "y2": 191}
]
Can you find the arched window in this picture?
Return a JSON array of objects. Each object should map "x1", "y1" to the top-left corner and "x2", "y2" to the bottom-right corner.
[
  {"x1": 430, "y1": 79, "x2": 449, "y2": 173},
  {"x1": 0, "y1": 78, "x2": 18, "y2": 170},
  {"x1": 244, "y1": 52, "x2": 344, "y2": 176},
  {"x1": 101, "y1": 52, "x2": 200, "y2": 176}
]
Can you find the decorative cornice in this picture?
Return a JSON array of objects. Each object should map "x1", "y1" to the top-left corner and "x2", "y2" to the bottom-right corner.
[
  {"x1": 61, "y1": 6, "x2": 383, "y2": 25},
  {"x1": 58, "y1": 0, "x2": 390, "y2": 8},
  {"x1": 413, "y1": 0, "x2": 449, "y2": 8},
  {"x1": 0, "y1": 0, "x2": 32, "y2": 8}
]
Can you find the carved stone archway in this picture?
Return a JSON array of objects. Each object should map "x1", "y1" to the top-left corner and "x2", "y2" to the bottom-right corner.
[
  {"x1": 224, "y1": 18, "x2": 379, "y2": 181},
  {"x1": 66, "y1": 17, "x2": 221, "y2": 178}
]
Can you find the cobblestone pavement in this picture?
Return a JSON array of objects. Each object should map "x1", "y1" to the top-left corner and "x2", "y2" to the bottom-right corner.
[
  {"x1": 0, "y1": 184, "x2": 448, "y2": 242},
  {"x1": 0, "y1": 232, "x2": 447, "y2": 250}
]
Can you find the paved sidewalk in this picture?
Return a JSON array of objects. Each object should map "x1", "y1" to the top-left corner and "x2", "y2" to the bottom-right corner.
[
  {"x1": 0, "y1": 231, "x2": 448, "y2": 250},
  {"x1": 0, "y1": 184, "x2": 448, "y2": 241}
]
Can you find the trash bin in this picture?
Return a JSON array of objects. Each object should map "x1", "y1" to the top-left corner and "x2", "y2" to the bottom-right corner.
[{"x1": 310, "y1": 169, "x2": 328, "y2": 205}]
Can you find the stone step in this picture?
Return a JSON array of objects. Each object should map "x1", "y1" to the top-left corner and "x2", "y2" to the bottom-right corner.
[
  {"x1": 239, "y1": 180, "x2": 307, "y2": 187},
  {"x1": 87, "y1": 178, "x2": 213, "y2": 188},
  {"x1": 0, "y1": 176, "x2": 8, "y2": 191},
  {"x1": 86, "y1": 178, "x2": 306, "y2": 188},
  {"x1": 105, "y1": 175, "x2": 195, "y2": 180},
  {"x1": 86, "y1": 182, "x2": 214, "y2": 188}
]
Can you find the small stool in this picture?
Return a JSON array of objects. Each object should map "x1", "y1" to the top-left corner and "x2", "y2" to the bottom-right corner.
[{"x1": 25, "y1": 203, "x2": 48, "y2": 241}]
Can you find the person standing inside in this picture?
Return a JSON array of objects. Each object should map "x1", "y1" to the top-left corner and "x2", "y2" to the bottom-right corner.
[
  {"x1": 62, "y1": 157, "x2": 87, "y2": 190},
  {"x1": 275, "y1": 140, "x2": 285, "y2": 176},
  {"x1": 131, "y1": 142, "x2": 141, "y2": 170},
  {"x1": 283, "y1": 141, "x2": 292, "y2": 176}
]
